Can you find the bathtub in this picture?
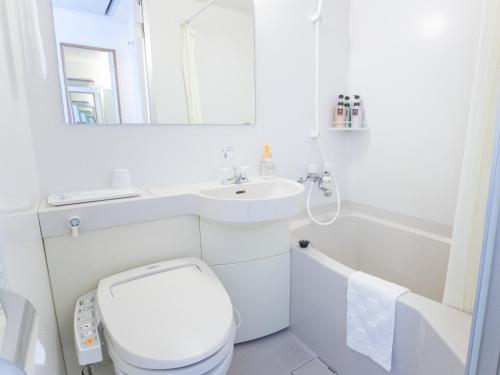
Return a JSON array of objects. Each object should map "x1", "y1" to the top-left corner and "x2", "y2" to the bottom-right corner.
[{"x1": 289, "y1": 207, "x2": 472, "y2": 375}]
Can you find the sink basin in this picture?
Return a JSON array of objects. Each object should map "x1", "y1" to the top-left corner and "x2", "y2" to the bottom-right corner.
[
  {"x1": 196, "y1": 178, "x2": 305, "y2": 222},
  {"x1": 199, "y1": 179, "x2": 302, "y2": 200}
]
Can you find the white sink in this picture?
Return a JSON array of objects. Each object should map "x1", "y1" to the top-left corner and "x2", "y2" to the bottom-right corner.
[
  {"x1": 199, "y1": 179, "x2": 302, "y2": 200},
  {"x1": 196, "y1": 178, "x2": 305, "y2": 222}
]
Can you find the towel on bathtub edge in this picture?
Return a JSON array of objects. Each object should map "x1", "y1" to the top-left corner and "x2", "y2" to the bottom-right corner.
[{"x1": 346, "y1": 271, "x2": 409, "y2": 372}]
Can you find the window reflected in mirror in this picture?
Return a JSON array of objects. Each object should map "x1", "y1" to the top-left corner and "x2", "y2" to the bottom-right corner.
[{"x1": 51, "y1": 0, "x2": 255, "y2": 125}]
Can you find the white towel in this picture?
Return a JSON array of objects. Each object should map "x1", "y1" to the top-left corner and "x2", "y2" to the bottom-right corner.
[{"x1": 346, "y1": 271, "x2": 409, "y2": 371}]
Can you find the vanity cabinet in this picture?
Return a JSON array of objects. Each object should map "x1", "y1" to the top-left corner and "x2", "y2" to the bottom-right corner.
[{"x1": 200, "y1": 218, "x2": 291, "y2": 343}]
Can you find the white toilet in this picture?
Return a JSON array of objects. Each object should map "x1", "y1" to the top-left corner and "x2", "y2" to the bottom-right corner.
[{"x1": 96, "y1": 257, "x2": 236, "y2": 375}]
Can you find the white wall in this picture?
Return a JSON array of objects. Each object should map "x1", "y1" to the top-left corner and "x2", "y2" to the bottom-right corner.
[
  {"x1": 345, "y1": 0, "x2": 483, "y2": 225},
  {"x1": 31, "y1": 0, "x2": 351, "y2": 202},
  {"x1": 52, "y1": 4, "x2": 146, "y2": 123},
  {"x1": 0, "y1": 1, "x2": 64, "y2": 374},
  {"x1": 146, "y1": 0, "x2": 255, "y2": 124}
]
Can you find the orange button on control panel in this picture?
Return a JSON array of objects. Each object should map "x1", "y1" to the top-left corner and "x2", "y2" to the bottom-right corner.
[{"x1": 84, "y1": 337, "x2": 94, "y2": 345}]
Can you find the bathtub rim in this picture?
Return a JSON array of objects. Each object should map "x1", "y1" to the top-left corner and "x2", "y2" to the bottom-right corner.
[
  {"x1": 291, "y1": 209, "x2": 452, "y2": 245},
  {"x1": 289, "y1": 243, "x2": 472, "y2": 366}
]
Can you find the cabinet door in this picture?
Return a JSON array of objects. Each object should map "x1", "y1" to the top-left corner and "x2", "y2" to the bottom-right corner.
[
  {"x1": 212, "y1": 253, "x2": 290, "y2": 343},
  {"x1": 200, "y1": 218, "x2": 290, "y2": 265}
]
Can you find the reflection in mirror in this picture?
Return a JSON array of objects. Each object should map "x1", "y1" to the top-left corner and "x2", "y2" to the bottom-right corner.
[
  {"x1": 51, "y1": 0, "x2": 255, "y2": 125},
  {"x1": 144, "y1": 0, "x2": 255, "y2": 124},
  {"x1": 61, "y1": 44, "x2": 122, "y2": 124}
]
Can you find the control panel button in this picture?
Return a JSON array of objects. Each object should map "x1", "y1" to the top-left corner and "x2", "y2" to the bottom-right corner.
[
  {"x1": 83, "y1": 330, "x2": 92, "y2": 337},
  {"x1": 74, "y1": 290, "x2": 103, "y2": 365}
]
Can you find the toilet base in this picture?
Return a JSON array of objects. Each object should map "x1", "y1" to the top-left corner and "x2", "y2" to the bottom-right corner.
[
  {"x1": 105, "y1": 322, "x2": 236, "y2": 375},
  {"x1": 111, "y1": 350, "x2": 233, "y2": 375}
]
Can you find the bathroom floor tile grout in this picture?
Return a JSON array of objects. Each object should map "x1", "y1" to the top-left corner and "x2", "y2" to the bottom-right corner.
[
  {"x1": 228, "y1": 329, "x2": 319, "y2": 375},
  {"x1": 292, "y1": 358, "x2": 317, "y2": 372},
  {"x1": 291, "y1": 357, "x2": 337, "y2": 375}
]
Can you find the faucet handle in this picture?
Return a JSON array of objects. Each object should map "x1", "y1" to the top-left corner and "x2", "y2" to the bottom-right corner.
[
  {"x1": 220, "y1": 167, "x2": 234, "y2": 185},
  {"x1": 68, "y1": 216, "x2": 82, "y2": 238},
  {"x1": 308, "y1": 163, "x2": 319, "y2": 174},
  {"x1": 222, "y1": 147, "x2": 235, "y2": 160},
  {"x1": 239, "y1": 166, "x2": 249, "y2": 182}
]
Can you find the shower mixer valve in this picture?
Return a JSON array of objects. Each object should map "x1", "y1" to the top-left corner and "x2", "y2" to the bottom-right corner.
[{"x1": 297, "y1": 163, "x2": 333, "y2": 197}]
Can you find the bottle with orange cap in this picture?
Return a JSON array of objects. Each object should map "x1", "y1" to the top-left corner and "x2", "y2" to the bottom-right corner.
[{"x1": 259, "y1": 144, "x2": 276, "y2": 179}]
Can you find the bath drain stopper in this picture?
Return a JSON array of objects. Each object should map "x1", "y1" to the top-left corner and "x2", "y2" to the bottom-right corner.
[{"x1": 298, "y1": 240, "x2": 310, "y2": 248}]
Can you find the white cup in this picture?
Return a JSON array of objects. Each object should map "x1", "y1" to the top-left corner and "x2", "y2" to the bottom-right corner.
[{"x1": 112, "y1": 169, "x2": 132, "y2": 190}]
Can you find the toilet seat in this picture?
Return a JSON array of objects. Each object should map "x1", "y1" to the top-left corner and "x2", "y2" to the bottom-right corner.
[{"x1": 97, "y1": 258, "x2": 235, "y2": 374}]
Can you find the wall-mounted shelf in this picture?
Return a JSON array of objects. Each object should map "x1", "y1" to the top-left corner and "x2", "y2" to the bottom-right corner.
[{"x1": 329, "y1": 123, "x2": 369, "y2": 132}]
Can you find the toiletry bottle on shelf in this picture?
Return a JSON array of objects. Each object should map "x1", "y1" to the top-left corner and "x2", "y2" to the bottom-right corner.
[
  {"x1": 334, "y1": 95, "x2": 346, "y2": 128},
  {"x1": 260, "y1": 144, "x2": 276, "y2": 179},
  {"x1": 351, "y1": 94, "x2": 365, "y2": 128},
  {"x1": 344, "y1": 96, "x2": 351, "y2": 128}
]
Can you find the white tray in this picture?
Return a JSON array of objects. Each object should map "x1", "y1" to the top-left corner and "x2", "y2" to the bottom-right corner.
[{"x1": 48, "y1": 187, "x2": 141, "y2": 206}]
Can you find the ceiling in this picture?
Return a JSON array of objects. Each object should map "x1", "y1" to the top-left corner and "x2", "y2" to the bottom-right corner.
[{"x1": 52, "y1": 0, "x2": 113, "y2": 15}]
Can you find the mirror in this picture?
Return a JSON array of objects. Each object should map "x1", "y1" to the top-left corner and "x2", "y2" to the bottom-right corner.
[{"x1": 51, "y1": 0, "x2": 256, "y2": 125}]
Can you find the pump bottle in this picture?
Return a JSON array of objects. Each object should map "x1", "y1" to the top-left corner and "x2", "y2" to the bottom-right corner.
[{"x1": 260, "y1": 144, "x2": 276, "y2": 179}]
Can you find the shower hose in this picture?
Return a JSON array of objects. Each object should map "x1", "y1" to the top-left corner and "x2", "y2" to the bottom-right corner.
[{"x1": 308, "y1": 0, "x2": 341, "y2": 226}]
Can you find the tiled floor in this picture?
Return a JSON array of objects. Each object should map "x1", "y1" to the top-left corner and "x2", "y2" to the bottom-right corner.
[
  {"x1": 292, "y1": 359, "x2": 335, "y2": 375},
  {"x1": 94, "y1": 329, "x2": 335, "y2": 375},
  {"x1": 228, "y1": 329, "x2": 335, "y2": 375}
]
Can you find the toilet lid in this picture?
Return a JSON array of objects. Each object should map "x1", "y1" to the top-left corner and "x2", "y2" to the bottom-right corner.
[{"x1": 97, "y1": 258, "x2": 234, "y2": 370}]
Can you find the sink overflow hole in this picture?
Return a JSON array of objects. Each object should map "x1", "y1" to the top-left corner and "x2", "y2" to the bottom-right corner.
[{"x1": 236, "y1": 190, "x2": 246, "y2": 195}]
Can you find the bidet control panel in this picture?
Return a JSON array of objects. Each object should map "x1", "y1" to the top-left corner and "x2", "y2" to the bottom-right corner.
[{"x1": 74, "y1": 290, "x2": 103, "y2": 366}]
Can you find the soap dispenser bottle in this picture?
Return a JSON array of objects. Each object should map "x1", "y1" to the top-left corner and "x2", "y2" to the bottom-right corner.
[
  {"x1": 260, "y1": 144, "x2": 276, "y2": 179},
  {"x1": 344, "y1": 96, "x2": 351, "y2": 128},
  {"x1": 334, "y1": 94, "x2": 346, "y2": 128},
  {"x1": 351, "y1": 95, "x2": 365, "y2": 128}
]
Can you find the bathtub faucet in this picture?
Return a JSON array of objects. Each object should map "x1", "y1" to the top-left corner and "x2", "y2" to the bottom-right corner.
[{"x1": 298, "y1": 163, "x2": 333, "y2": 197}]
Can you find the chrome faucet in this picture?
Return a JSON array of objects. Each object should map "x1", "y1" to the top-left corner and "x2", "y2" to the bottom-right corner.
[
  {"x1": 221, "y1": 166, "x2": 249, "y2": 185},
  {"x1": 220, "y1": 147, "x2": 249, "y2": 185},
  {"x1": 298, "y1": 164, "x2": 333, "y2": 197}
]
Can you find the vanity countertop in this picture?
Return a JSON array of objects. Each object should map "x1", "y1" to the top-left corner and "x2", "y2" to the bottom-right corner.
[
  {"x1": 38, "y1": 186, "x2": 193, "y2": 238},
  {"x1": 38, "y1": 177, "x2": 305, "y2": 238}
]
